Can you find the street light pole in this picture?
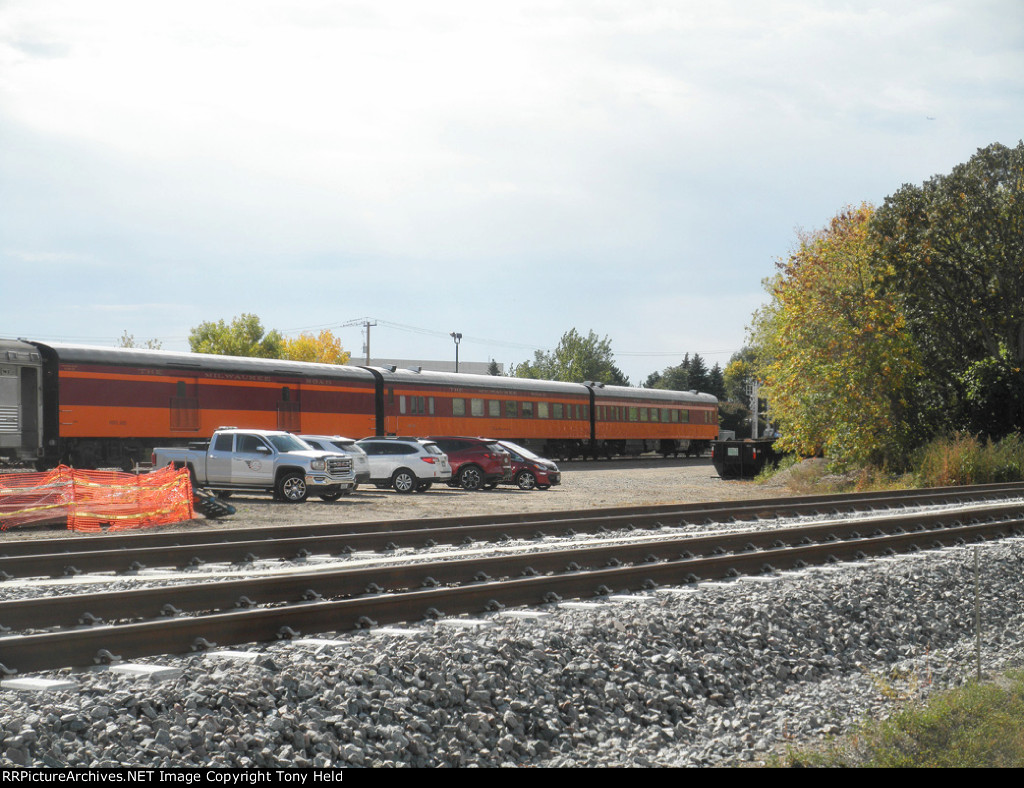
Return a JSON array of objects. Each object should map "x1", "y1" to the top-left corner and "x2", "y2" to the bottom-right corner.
[{"x1": 450, "y1": 332, "x2": 462, "y2": 373}]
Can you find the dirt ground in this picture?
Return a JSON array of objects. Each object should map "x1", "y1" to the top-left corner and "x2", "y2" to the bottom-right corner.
[
  {"x1": 1, "y1": 457, "x2": 792, "y2": 541},
  {"x1": 4, "y1": 458, "x2": 790, "y2": 536}
]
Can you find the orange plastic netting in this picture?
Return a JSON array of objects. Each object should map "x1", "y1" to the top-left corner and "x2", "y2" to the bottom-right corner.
[{"x1": 0, "y1": 465, "x2": 194, "y2": 532}]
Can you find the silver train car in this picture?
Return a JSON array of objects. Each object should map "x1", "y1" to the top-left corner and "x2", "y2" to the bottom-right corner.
[{"x1": 0, "y1": 339, "x2": 44, "y2": 466}]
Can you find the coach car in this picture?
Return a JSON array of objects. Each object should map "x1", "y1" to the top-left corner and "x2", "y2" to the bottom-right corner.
[{"x1": 0, "y1": 339, "x2": 718, "y2": 469}]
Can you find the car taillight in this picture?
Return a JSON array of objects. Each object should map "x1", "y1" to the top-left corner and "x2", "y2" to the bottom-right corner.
[{"x1": 421, "y1": 457, "x2": 436, "y2": 463}]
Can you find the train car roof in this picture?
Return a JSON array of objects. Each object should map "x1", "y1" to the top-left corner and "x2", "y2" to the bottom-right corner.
[
  {"x1": 1, "y1": 338, "x2": 42, "y2": 360},
  {"x1": 595, "y1": 384, "x2": 718, "y2": 406},
  {"x1": 371, "y1": 366, "x2": 589, "y2": 396},
  {"x1": 371, "y1": 366, "x2": 717, "y2": 404},
  {"x1": 16, "y1": 341, "x2": 718, "y2": 404},
  {"x1": 29, "y1": 341, "x2": 378, "y2": 382}
]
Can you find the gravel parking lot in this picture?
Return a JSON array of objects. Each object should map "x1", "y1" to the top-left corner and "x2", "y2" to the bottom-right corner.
[
  {"x1": 188, "y1": 456, "x2": 783, "y2": 531},
  {"x1": 2, "y1": 456, "x2": 784, "y2": 541}
]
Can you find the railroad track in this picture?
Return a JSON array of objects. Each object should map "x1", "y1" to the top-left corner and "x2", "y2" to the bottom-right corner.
[{"x1": 2, "y1": 482, "x2": 1024, "y2": 676}]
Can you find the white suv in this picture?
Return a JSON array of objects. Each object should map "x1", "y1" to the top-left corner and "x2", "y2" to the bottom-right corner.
[
  {"x1": 299, "y1": 435, "x2": 372, "y2": 493},
  {"x1": 355, "y1": 437, "x2": 452, "y2": 493}
]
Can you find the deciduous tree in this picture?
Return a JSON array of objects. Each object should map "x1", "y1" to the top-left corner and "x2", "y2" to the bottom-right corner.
[
  {"x1": 189, "y1": 314, "x2": 284, "y2": 358},
  {"x1": 871, "y1": 141, "x2": 1024, "y2": 437},
  {"x1": 280, "y1": 330, "x2": 351, "y2": 365},
  {"x1": 751, "y1": 205, "x2": 922, "y2": 467},
  {"x1": 514, "y1": 329, "x2": 629, "y2": 386}
]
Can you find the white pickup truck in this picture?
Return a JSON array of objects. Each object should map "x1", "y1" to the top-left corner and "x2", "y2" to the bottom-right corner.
[{"x1": 152, "y1": 428, "x2": 356, "y2": 502}]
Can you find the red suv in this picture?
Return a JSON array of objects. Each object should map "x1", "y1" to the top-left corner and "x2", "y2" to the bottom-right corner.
[{"x1": 428, "y1": 436, "x2": 512, "y2": 491}]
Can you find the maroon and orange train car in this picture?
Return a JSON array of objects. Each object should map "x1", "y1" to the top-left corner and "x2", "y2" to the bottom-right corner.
[{"x1": 0, "y1": 340, "x2": 718, "y2": 469}]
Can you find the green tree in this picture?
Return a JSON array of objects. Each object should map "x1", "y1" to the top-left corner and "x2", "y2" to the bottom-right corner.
[
  {"x1": 723, "y1": 348, "x2": 757, "y2": 404},
  {"x1": 871, "y1": 141, "x2": 1024, "y2": 438},
  {"x1": 514, "y1": 329, "x2": 630, "y2": 386},
  {"x1": 751, "y1": 205, "x2": 923, "y2": 467},
  {"x1": 707, "y1": 362, "x2": 726, "y2": 401},
  {"x1": 189, "y1": 314, "x2": 285, "y2": 358}
]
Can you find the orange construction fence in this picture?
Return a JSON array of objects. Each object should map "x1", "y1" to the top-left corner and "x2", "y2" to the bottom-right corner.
[{"x1": 0, "y1": 465, "x2": 194, "y2": 532}]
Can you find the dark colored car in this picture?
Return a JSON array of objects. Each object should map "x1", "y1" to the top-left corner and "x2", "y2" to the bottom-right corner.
[
  {"x1": 427, "y1": 436, "x2": 512, "y2": 491},
  {"x1": 498, "y1": 440, "x2": 561, "y2": 490}
]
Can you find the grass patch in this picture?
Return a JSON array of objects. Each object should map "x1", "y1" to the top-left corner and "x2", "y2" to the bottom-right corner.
[
  {"x1": 760, "y1": 433, "x2": 1024, "y2": 495},
  {"x1": 914, "y1": 433, "x2": 1024, "y2": 487},
  {"x1": 772, "y1": 672, "x2": 1024, "y2": 767}
]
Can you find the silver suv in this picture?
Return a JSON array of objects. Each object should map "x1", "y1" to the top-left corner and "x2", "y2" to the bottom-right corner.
[
  {"x1": 299, "y1": 435, "x2": 371, "y2": 492},
  {"x1": 355, "y1": 437, "x2": 452, "y2": 493}
]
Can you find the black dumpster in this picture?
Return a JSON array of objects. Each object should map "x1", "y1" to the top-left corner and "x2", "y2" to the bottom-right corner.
[{"x1": 712, "y1": 439, "x2": 778, "y2": 479}]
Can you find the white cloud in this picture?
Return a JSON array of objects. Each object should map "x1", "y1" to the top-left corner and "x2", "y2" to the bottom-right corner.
[{"x1": 1, "y1": 1, "x2": 1022, "y2": 371}]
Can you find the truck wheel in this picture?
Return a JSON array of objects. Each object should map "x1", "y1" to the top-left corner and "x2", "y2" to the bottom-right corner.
[
  {"x1": 319, "y1": 488, "x2": 343, "y2": 501},
  {"x1": 277, "y1": 472, "x2": 308, "y2": 503}
]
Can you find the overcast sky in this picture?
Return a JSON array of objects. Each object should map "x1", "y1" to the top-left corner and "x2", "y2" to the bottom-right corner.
[{"x1": 2, "y1": 0, "x2": 1022, "y2": 384}]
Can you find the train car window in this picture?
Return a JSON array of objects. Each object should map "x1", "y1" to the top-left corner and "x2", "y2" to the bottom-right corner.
[
  {"x1": 538, "y1": 402, "x2": 549, "y2": 419},
  {"x1": 629, "y1": 407, "x2": 638, "y2": 422},
  {"x1": 399, "y1": 396, "x2": 407, "y2": 415},
  {"x1": 521, "y1": 401, "x2": 534, "y2": 418},
  {"x1": 410, "y1": 396, "x2": 426, "y2": 415},
  {"x1": 505, "y1": 400, "x2": 517, "y2": 418},
  {"x1": 452, "y1": 398, "x2": 465, "y2": 416},
  {"x1": 489, "y1": 400, "x2": 500, "y2": 418},
  {"x1": 650, "y1": 409, "x2": 659, "y2": 422},
  {"x1": 680, "y1": 410, "x2": 690, "y2": 423},
  {"x1": 584, "y1": 405, "x2": 590, "y2": 420},
  {"x1": 176, "y1": 381, "x2": 187, "y2": 397},
  {"x1": 471, "y1": 398, "x2": 484, "y2": 417},
  {"x1": 640, "y1": 408, "x2": 648, "y2": 422},
  {"x1": 213, "y1": 434, "x2": 233, "y2": 452},
  {"x1": 281, "y1": 387, "x2": 291, "y2": 402},
  {"x1": 553, "y1": 403, "x2": 563, "y2": 419},
  {"x1": 428, "y1": 397, "x2": 435, "y2": 415}
]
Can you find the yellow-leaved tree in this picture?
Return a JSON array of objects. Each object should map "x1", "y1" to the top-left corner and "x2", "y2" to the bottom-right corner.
[
  {"x1": 280, "y1": 330, "x2": 351, "y2": 365},
  {"x1": 750, "y1": 204, "x2": 923, "y2": 469}
]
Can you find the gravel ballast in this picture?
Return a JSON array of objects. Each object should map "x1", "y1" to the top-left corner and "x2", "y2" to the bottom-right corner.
[{"x1": 2, "y1": 460, "x2": 1023, "y2": 767}]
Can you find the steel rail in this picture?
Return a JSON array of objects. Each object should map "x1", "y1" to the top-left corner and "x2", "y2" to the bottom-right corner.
[
  {"x1": 3, "y1": 481, "x2": 1023, "y2": 557},
  {"x1": 1, "y1": 503, "x2": 1021, "y2": 632},
  {"x1": 4, "y1": 489, "x2": 1024, "y2": 581},
  {"x1": 1, "y1": 514, "x2": 1023, "y2": 675}
]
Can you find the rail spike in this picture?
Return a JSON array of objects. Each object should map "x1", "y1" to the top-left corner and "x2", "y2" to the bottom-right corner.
[{"x1": 94, "y1": 649, "x2": 121, "y2": 665}]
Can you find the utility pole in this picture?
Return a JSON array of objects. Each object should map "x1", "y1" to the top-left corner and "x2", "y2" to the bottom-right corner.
[
  {"x1": 363, "y1": 320, "x2": 376, "y2": 366},
  {"x1": 745, "y1": 379, "x2": 760, "y2": 439}
]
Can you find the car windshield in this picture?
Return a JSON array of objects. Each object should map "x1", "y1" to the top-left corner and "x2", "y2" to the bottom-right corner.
[
  {"x1": 269, "y1": 434, "x2": 314, "y2": 453},
  {"x1": 500, "y1": 441, "x2": 541, "y2": 460}
]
